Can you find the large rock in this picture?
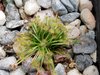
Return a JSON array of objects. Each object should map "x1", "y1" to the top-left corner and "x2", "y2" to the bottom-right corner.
[
  {"x1": 67, "y1": 69, "x2": 82, "y2": 75},
  {"x1": 0, "y1": 70, "x2": 9, "y2": 75},
  {"x1": 0, "y1": 11, "x2": 6, "y2": 26},
  {"x1": 60, "y1": 12, "x2": 79, "y2": 23},
  {"x1": 81, "y1": 9, "x2": 96, "y2": 30},
  {"x1": 14, "y1": 0, "x2": 23, "y2": 8}
]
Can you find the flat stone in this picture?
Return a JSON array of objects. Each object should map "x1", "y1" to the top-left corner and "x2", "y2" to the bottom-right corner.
[
  {"x1": 0, "y1": 70, "x2": 9, "y2": 75},
  {"x1": 60, "y1": 12, "x2": 79, "y2": 23},
  {"x1": 0, "y1": 11, "x2": 6, "y2": 26},
  {"x1": 81, "y1": 9, "x2": 96, "y2": 30},
  {"x1": 52, "y1": 0, "x2": 68, "y2": 16},
  {"x1": 0, "y1": 47, "x2": 6, "y2": 59},
  {"x1": 14, "y1": 0, "x2": 23, "y2": 8},
  {"x1": 67, "y1": 69, "x2": 82, "y2": 75}
]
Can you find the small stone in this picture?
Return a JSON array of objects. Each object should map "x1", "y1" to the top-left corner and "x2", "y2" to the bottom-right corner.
[
  {"x1": 67, "y1": 69, "x2": 82, "y2": 75},
  {"x1": 6, "y1": 20, "x2": 28, "y2": 29},
  {"x1": 10, "y1": 67, "x2": 25, "y2": 75},
  {"x1": 60, "y1": 12, "x2": 79, "y2": 23},
  {"x1": 79, "y1": 0, "x2": 93, "y2": 11},
  {"x1": 83, "y1": 65, "x2": 99, "y2": 75},
  {"x1": 73, "y1": 36, "x2": 97, "y2": 54},
  {"x1": 14, "y1": 0, "x2": 23, "y2": 8},
  {"x1": 90, "y1": 50, "x2": 97, "y2": 63},
  {"x1": 0, "y1": 56, "x2": 17, "y2": 70},
  {"x1": 0, "y1": 70, "x2": 9, "y2": 75},
  {"x1": 69, "y1": 19, "x2": 81, "y2": 28},
  {"x1": 35, "y1": 9, "x2": 54, "y2": 21},
  {"x1": 55, "y1": 63, "x2": 66, "y2": 75},
  {"x1": 0, "y1": 11, "x2": 6, "y2": 26},
  {"x1": 86, "y1": 30, "x2": 95, "y2": 39},
  {"x1": 79, "y1": 25, "x2": 87, "y2": 35},
  {"x1": 52, "y1": 0, "x2": 68, "y2": 16},
  {"x1": 24, "y1": 0, "x2": 40, "y2": 16},
  {"x1": 60, "y1": 0, "x2": 74, "y2": 12},
  {"x1": 0, "y1": 47, "x2": 6, "y2": 59},
  {"x1": 81, "y1": 9, "x2": 96, "y2": 30},
  {"x1": 37, "y1": 0, "x2": 51, "y2": 8},
  {"x1": 75, "y1": 55, "x2": 93, "y2": 71}
]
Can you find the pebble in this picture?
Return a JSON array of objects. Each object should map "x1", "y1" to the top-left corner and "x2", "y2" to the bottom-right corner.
[
  {"x1": 67, "y1": 69, "x2": 82, "y2": 75},
  {"x1": 0, "y1": 70, "x2": 9, "y2": 75},
  {"x1": 10, "y1": 67, "x2": 25, "y2": 75},
  {"x1": 73, "y1": 36, "x2": 97, "y2": 54},
  {"x1": 81, "y1": 9, "x2": 96, "y2": 30},
  {"x1": 69, "y1": 19, "x2": 81, "y2": 28},
  {"x1": 60, "y1": 12, "x2": 80, "y2": 23},
  {"x1": 52, "y1": 0, "x2": 68, "y2": 16},
  {"x1": 86, "y1": 30, "x2": 95, "y2": 39},
  {"x1": 90, "y1": 50, "x2": 97, "y2": 63},
  {"x1": 79, "y1": 25, "x2": 87, "y2": 35},
  {"x1": 14, "y1": 0, "x2": 23, "y2": 8},
  {"x1": 75, "y1": 55, "x2": 93, "y2": 71},
  {"x1": 60, "y1": 0, "x2": 74, "y2": 12},
  {"x1": 55, "y1": 63, "x2": 66, "y2": 75},
  {"x1": 6, "y1": 20, "x2": 28, "y2": 29},
  {"x1": 24, "y1": 0, "x2": 40, "y2": 16},
  {"x1": 79, "y1": 0, "x2": 93, "y2": 11},
  {"x1": 0, "y1": 56, "x2": 17, "y2": 70},
  {"x1": 0, "y1": 11, "x2": 6, "y2": 26},
  {"x1": 0, "y1": 47, "x2": 6, "y2": 59},
  {"x1": 83, "y1": 65, "x2": 99, "y2": 75},
  {"x1": 37, "y1": 0, "x2": 51, "y2": 8}
]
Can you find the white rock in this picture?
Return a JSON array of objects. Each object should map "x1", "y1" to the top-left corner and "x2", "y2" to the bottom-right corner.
[
  {"x1": 90, "y1": 50, "x2": 97, "y2": 63},
  {"x1": 14, "y1": 0, "x2": 23, "y2": 8},
  {"x1": 79, "y1": 0, "x2": 93, "y2": 11},
  {"x1": 0, "y1": 70, "x2": 9, "y2": 75},
  {"x1": 0, "y1": 47, "x2": 6, "y2": 59},
  {"x1": 0, "y1": 56, "x2": 17, "y2": 70},
  {"x1": 0, "y1": 11, "x2": 6, "y2": 26},
  {"x1": 10, "y1": 67, "x2": 25, "y2": 75},
  {"x1": 79, "y1": 25, "x2": 87, "y2": 35},
  {"x1": 67, "y1": 69, "x2": 82, "y2": 75},
  {"x1": 83, "y1": 65, "x2": 99, "y2": 75},
  {"x1": 24, "y1": 0, "x2": 40, "y2": 15}
]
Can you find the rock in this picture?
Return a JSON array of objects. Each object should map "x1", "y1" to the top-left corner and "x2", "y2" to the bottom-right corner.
[
  {"x1": 5, "y1": 3, "x2": 20, "y2": 22},
  {"x1": 0, "y1": 11, "x2": 6, "y2": 26},
  {"x1": 0, "y1": 3, "x2": 4, "y2": 11},
  {"x1": 0, "y1": 26, "x2": 9, "y2": 36},
  {"x1": 83, "y1": 65, "x2": 99, "y2": 75},
  {"x1": 10, "y1": 67, "x2": 25, "y2": 75},
  {"x1": 86, "y1": 30, "x2": 95, "y2": 39},
  {"x1": 81, "y1": 9, "x2": 96, "y2": 30},
  {"x1": 52, "y1": 0, "x2": 68, "y2": 16},
  {"x1": 60, "y1": 0, "x2": 74, "y2": 12},
  {"x1": 90, "y1": 50, "x2": 97, "y2": 63},
  {"x1": 69, "y1": 19, "x2": 81, "y2": 28},
  {"x1": 60, "y1": 12, "x2": 79, "y2": 23},
  {"x1": 73, "y1": 36, "x2": 97, "y2": 54},
  {"x1": 0, "y1": 47, "x2": 6, "y2": 59},
  {"x1": 14, "y1": 0, "x2": 23, "y2": 8},
  {"x1": 0, "y1": 56, "x2": 17, "y2": 70},
  {"x1": 37, "y1": 0, "x2": 51, "y2": 8},
  {"x1": 75, "y1": 55, "x2": 93, "y2": 71},
  {"x1": 6, "y1": 20, "x2": 28, "y2": 29},
  {"x1": 79, "y1": 25, "x2": 87, "y2": 35},
  {"x1": 55, "y1": 63, "x2": 66, "y2": 75},
  {"x1": 0, "y1": 70, "x2": 9, "y2": 75},
  {"x1": 35, "y1": 9, "x2": 54, "y2": 21},
  {"x1": 67, "y1": 69, "x2": 82, "y2": 75},
  {"x1": 79, "y1": 0, "x2": 93, "y2": 11},
  {"x1": 66, "y1": 26, "x2": 80, "y2": 39},
  {"x1": 24, "y1": 0, "x2": 40, "y2": 16}
]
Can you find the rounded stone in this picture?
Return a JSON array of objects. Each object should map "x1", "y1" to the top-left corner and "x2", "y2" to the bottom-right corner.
[
  {"x1": 14, "y1": 0, "x2": 23, "y2": 8},
  {"x1": 67, "y1": 69, "x2": 82, "y2": 75},
  {"x1": 0, "y1": 11, "x2": 6, "y2": 26}
]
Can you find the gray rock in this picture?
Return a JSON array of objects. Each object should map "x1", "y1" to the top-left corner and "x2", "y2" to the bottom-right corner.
[
  {"x1": 5, "y1": 3, "x2": 20, "y2": 22},
  {"x1": 14, "y1": 0, "x2": 23, "y2": 8},
  {"x1": 0, "y1": 70, "x2": 9, "y2": 75},
  {"x1": 0, "y1": 26, "x2": 9, "y2": 36},
  {"x1": 55, "y1": 63, "x2": 66, "y2": 75},
  {"x1": 0, "y1": 11, "x2": 6, "y2": 26},
  {"x1": 0, "y1": 47, "x2": 6, "y2": 59},
  {"x1": 73, "y1": 36, "x2": 97, "y2": 54},
  {"x1": 75, "y1": 55, "x2": 93, "y2": 71},
  {"x1": 0, "y1": 56, "x2": 17, "y2": 70},
  {"x1": 60, "y1": 12, "x2": 79, "y2": 23},
  {"x1": 52, "y1": 0, "x2": 68, "y2": 16},
  {"x1": 86, "y1": 30, "x2": 95, "y2": 39},
  {"x1": 6, "y1": 20, "x2": 28, "y2": 29},
  {"x1": 60, "y1": 0, "x2": 74, "y2": 12},
  {"x1": 37, "y1": 0, "x2": 51, "y2": 8}
]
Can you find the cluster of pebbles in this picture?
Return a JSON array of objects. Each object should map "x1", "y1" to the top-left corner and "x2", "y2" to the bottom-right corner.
[{"x1": 0, "y1": 0, "x2": 99, "y2": 75}]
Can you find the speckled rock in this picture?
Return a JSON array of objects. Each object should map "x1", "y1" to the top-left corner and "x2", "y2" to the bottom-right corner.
[
  {"x1": 75, "y1": 55, "x2": 93, "y2": 71},
  {"x1": 0, "y1": 11, "x2": 6, "y2": 26},
  {"x1": 67, "y1": 69, "x2": 82, "y2": 75},
  {"x1": 83, "y1": 65, "x2": 99, "y2": 75},
  {"x1": 60, "y1": 12, "x2": 79, "y2": 23},
  {"x1": 52, "y1": 0, "x2": 68, "y2": 16},
  {"x1": 0, "y1": 70, "x2": 9, "y2": 75},
  {"x1": 0, "y1": 47, "x2": 6, "y2": 59},
  {"x1": 81, "y1": 9, "x2": 96, "y2": 30},
  {"x1": 90, "y1": 50, "x2": 97, "y2": 63},
  {"x1": 14, "y1": 0, "x2": 23, "y2": 8},
  {"x1": 79, "y1": 25, "x2": 87, "y2": 35},
  {"x1": 86, "y1": 30, "x2": 95, "y2": 39}
]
